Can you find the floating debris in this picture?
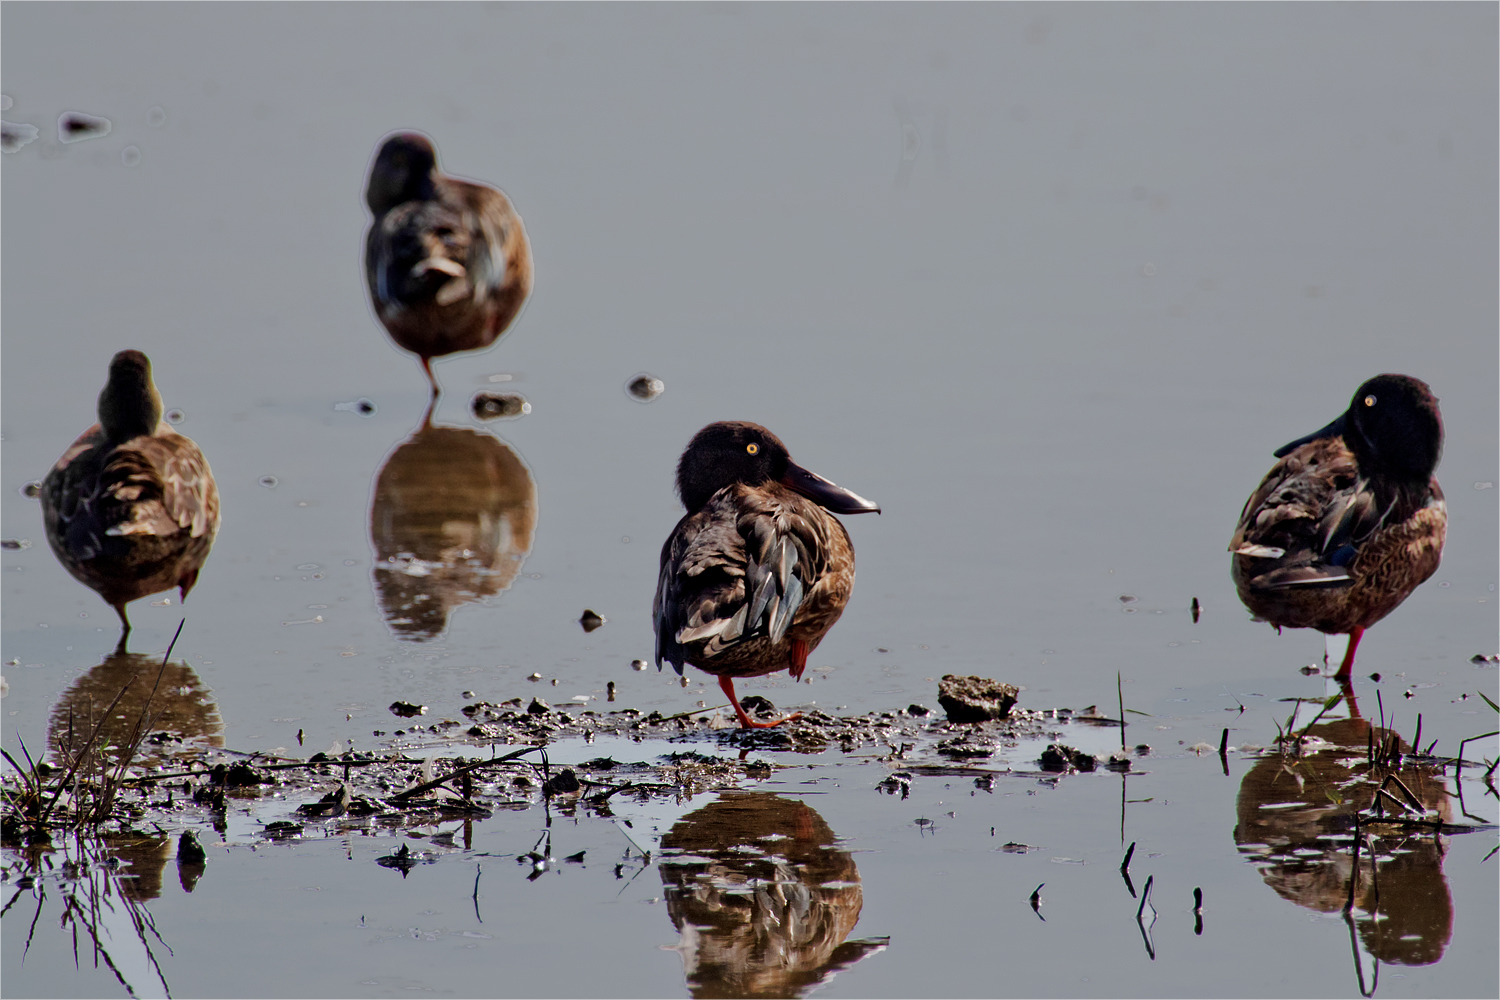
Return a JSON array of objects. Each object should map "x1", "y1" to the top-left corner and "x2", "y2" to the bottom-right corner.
[
  {"x1": 57, "y1": 111, "x2": 111, "y2": 144},
  {"x1": 389, "y1": 701, "x2": 427, "y2": 718},
  {"x1": 631, "y1": 659, "x2": 649, "y2": 671},
  {"x1": 258, "y1": 475, "x2": 279, "y2": 489},
  {"x1": 164, "y1": 408, "x2": 186, "y2": 424},
  {"x1": 333, "y1": 398, "x2": 377, "y2": 417},
  {"x1": 1191, "y1": 597, "x2": 1201, "y2": 623},
  {"x1": 19, "y1": 480, "x2": 41, "y2": 499},
  {"x1": 472, "y1": 391, "x2": 529, "y2": 420},
  {"x1": 0, "y1": 539, "x2": 30, "y2": 551},
  {"x1": 625, "y1": 373, "x2": 664, "y2": 402},
  {"x1": 2, "y1": 121, "x2": 39, "y2": 153},
  {"x1": 579, "y1": 609, "x2": 607, "y2": 633},
  {"x1": 527, "y1": 672, "x2": 542, "y2": 682},
  {"x1": 1119, "y1": 594, "x2": 1138, "y2": 605}
]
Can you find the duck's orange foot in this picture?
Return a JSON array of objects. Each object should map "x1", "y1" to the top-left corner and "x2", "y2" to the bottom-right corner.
[{"x1": 718, "y1": 675, "x2": 801, "y2": 730}]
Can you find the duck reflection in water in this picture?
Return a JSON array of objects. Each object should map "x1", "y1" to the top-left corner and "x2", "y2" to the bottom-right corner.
[
  {"x1": 370, "y1": 420, "x2": 535, "y2": 640},
  {"x1": 46, "y1": 651, "x2": 225, "y2": 899},
  {"x1": 49, "y1": 649, "x2": 225, "y2": 770},
  {"x1": 658, "y1": 791, "x2": 888, "y2": 998},
  {"x1": 1234, "y1": 713, "x2": 1453, "y2": 969}
]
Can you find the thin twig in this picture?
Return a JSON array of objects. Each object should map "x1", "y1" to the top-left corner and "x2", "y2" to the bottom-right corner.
[{"x1": 390, "y1": 745, "x2": 544, "y2": 801}]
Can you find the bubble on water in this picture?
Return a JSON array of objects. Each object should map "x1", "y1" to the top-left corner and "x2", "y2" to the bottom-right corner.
[
  {"x1": 1474, "y1": 481, "x2": 1494, "y2": 490},
  {"x1": 19, "y1": 481, "x2": 42, "y2": 499},
  {"x1": 164, "y1": 408, "x2": 185, "y2": 424},
  {"x1": 1140, "y1": 263, "x2": 1156, "y2": 277},
  {"x1": 2, "y1": 121, "x2": 39, "y2": 153},
  {"x1": 259, "y1": 475, "x2": 279, "y2": 489},
  {"x1": 58, "y1": 111, "x2": 111, "y2": 144},
  {"x1": 147, "y1": 106, "x2": 167, "y2": 127},
  {"x1": 121, "y1": 145, "x2": 141, "y2": 167},
  {"x1": 471, "y1": 392, "x2": 529, "y2": 420},
  {"x1": 334, "y1": 398, "x2": 377, "y2": 417},
  {"x1": 0, "y1": 96, "x2": 11, "y2": 112},
  {"x1": 626, "y1": 373, "x2": 664, "y2": 402}
]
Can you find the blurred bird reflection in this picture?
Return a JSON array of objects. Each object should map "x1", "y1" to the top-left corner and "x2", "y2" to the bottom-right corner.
[
  {"x1": 1234, "y1": 715, "x2": 1454, "y2": 967},
  {"x1": 370, "y1": 422, "x2": 536, "y2": 640},
  {"x1": 658, "y1": 791, "x2": 888, "y2": 998},
  {"x1": 48, "y1": 650, "x2": 224, "y2": 770}
]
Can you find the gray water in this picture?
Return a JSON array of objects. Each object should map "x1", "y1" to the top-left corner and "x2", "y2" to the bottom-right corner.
[{"x1": 2, "y1": 4, "x2": 1496, "y2": 998}]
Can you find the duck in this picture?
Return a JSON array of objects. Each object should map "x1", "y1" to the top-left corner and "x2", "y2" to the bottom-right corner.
[
  {"x1": 653, "y1": 422, "x2": 880, "y2": 728},
  {"x1": 40, "y1": 350, "x2": 220, "y2": 644},
  {"x1": 364, "y1": 131, "x2": 533, "y2": 398},
  {"x1": 1230, "y1": 374, "x2": 1446, "y2": 679}
]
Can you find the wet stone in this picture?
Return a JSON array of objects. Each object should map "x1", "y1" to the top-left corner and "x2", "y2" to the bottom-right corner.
[
  {"x1": 389, "y1": 701, "x2": 427, "y2": 718},
  {"x1": 472, "y1": 391, "x2": 529, "y2": 420},
  {"x1": 625, "y1": 373, "x2": 664, "y2": 401},
  {"x1": 57, "y1": 111, "x2": 110, "y2": 143},
  {"x1": 579, "y1": 609, "x2": 607, "y2": 633},
  {"x1": 907, "y1": 703, "x2": 931, "y2": 717},
  {"x1": 937, "y1": 735, "x2": 997, "y2": 759},
  {"x1": 1039, "y1": 743, "x2": 1097, "y2": 773},
  {"x1": 527, "y1": 698, "x2": 551, "y2": 716},
  {"x1": 938, "y1": 675, "x2": 1019, "y2": 723},
  {"x1": 541, "y1": 768, "x2": 581, "y2": 796}
]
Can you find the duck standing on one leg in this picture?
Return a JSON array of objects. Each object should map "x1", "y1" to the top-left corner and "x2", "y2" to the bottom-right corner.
[
  {"x1": 40, "y1": 350, "x2": 220, "y2": 646},
  {"x1": 653, "y1": 422, "x2": 880, "y2": 729},
  {"x1": 364, "y1": 131, "x2": 533, "y2": 399},
  {"x1": 1230, "y1": 374, "x2": 1446, "y2": 680}
]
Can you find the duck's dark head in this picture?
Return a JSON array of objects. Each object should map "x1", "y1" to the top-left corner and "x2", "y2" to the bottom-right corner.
[
  {"x1": 97, "y1": 350, "x2": 162, "y2": 443},
  {"x1": 1344, "y1": 374, "x2": 1443, "y2": 481},
  {"x1": 675, "y1": 421, "x2": 881, "y2": 515},
  {"x1": 366, "y1": 132, "x2": 439, "y2": 215}
]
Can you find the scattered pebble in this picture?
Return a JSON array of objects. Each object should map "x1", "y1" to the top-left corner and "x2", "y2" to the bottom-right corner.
[
  {"x1": 389, "y1": 702, "x2": 427, "y2": 718},
  {"x1": 471, "y1": 392, "x2": 529, "y2": 420},
  {"x1": 625, "y1": 373, "x2": 664, "y2": 402},
  {"x1": 57, "y1": 111, "x2": 110, "y2": 143},
  {"x1": 0, "y1": 539, "x2": 30, "y2": 550},
  {"x1": 333, "y1": 398, "x2": 377, "y2": 417},
  {"x1": 578, "y1": 609, "x2": 606, "y2": 633},
  {"x1": 2, "y1": 121, "x2": 39, "y2": 153},
  {"x1": 631, "y1": 660, "x2": 648, "y2": 671}
]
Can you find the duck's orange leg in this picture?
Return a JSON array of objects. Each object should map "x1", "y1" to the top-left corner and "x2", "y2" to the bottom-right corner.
[
  {"x1": 789, "y1": 639, "x2": 809, "y2": 682},
  {"x1": 419, "y1": 356, "x2": 442, "y2": 399},
  {"x1": 1334, "y1": 627, "x2": 1364, "y2": 680},
  {"x1": 719, "y1": 675, "x2": 801, "y2": 729}
]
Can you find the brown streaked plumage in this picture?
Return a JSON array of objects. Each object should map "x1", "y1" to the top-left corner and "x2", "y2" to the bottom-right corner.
[
  {"x1": 1230, "y1": 374, "x2": 1445, "y2": 679},
  {"x1": 654, "y1": 422, "x2": 879, "y2": 729},
  {"x1": 40, "y1": 350, "x2": 220, "y2": 644},
  {"x1": 364, "y1": 131, "x2": 532, "y2": 398}
]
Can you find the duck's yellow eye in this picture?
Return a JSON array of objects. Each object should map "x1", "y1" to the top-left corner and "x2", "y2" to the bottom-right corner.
[
  {"x1": 1364, "y1": 395, "x2": 1377, "y2": 407},
  {"x1": 746, "y1": 443, "x2": 759, "y2": 455}
]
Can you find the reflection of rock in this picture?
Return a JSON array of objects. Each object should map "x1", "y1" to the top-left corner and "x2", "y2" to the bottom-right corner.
[
  {"x1": 370, "y1": 424, "x2": 536, "y2": 640},
  {"x1": 659, "y1": 791, "x2": 887, "y2": 998},
  {"x1": 1234, "y1": 717, "x2": 1453, "y2": 966},
  {"x1": 48, "y1": 652, "x2": 224, "y2": 768},
  {"x1": 103, "y1": 831, "x2": 172, "y2": 902}
]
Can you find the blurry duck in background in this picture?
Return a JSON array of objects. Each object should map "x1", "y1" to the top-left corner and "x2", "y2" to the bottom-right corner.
[
  {"x1": 1230, "y1": 374, "x2": 1445, "y2": 679},
  {"x1": 364, "y1": 132, "x2": 532, "y2": 400},
  {"x1": 40, "y1": 350, "x2": 220, "y2": 647},
  {"x1": 654, "y1": 422, "x2": 880, "y2": 729}
]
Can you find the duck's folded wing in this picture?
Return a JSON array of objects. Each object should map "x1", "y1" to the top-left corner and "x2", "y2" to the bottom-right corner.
[
  {"x1": 654, "y1": 512, "x2": 748, "y2": 673},
  {"x1": 159, "y1": 440, "x2": 219, "y2": 538},
  {"x1": 1232, "y1": 439, "x2": 1386, "y2": 591}
]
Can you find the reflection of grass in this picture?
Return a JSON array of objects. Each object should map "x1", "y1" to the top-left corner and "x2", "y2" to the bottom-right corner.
[
  {"x1": 2, "y1": 622, "x2": 181, "y2": 841},
  {"x1": 0, "y1": 831, "x2": 173, "y2": 997}
]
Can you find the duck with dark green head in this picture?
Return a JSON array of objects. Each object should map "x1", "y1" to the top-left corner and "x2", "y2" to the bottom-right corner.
[
  {"x1": 654, "y1": 422, "x2": 880, "y2": 729},
  {"x1": 364, "y1": 132, "x2": 533, "y2": 398},
  {"x1": 1230, "y1": 374, "x2": 1446, "y2": 679},
  {"x1": 40, "y1": 350, "x2": 220, "y2": 644}
]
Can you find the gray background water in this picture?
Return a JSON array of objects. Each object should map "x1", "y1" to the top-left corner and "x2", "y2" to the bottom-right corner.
[{"x1": 3, "y1": 4, "x2": 1496, "y2": 998}]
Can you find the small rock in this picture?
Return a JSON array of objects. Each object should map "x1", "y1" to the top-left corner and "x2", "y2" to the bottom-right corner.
[
  {"x1": 631, "y1": 660, "x2": 649, "y2": 671},
  {"x1": 937, "y1": 675, "x2": 1019, "y2": 723},
  {"x1": 527, "y1": 672, "x2": 543, "y2": 682},
  {"x1": 527, "y1": 698, "x2": 551, "y2": 716},
  {"x1": 472, "y1": 391, "x2": 530, "y2": 420},
  {"x1": 738, "y1": 695, "x2": 777, "y2": 719},
  {"x1": 177, "y1": 830, "x2": 208, "y2": 864},
  {"x1": 937, "y1": 735, "x2": 996, "y2": 759},
  {"x1": 625, "y1": 373, "x2": 664, "y2": 402},
  {"x1": 1040, "y1": 744, "x2": 1097, "y2": 772},
  {"x1": 579, "y1": 609, "x2": 607, "y2": 633},
  {"x1": 542, "y1": 768, "x2": 580, "y2": 796},
  {"x1": 389, "y1": 701, "x2": 427, "y2": 718},
  {"x1": 907, "y1": 703, "x2": 931, "y2": 717}
]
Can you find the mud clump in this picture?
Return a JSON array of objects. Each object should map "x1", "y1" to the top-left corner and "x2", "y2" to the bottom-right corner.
[
  {"x1": 938, "y1": 675, "x2": 1019, "y2": 723},
  {"x1": 1039, "y1": 744, "x2": 1098, "y2": 773}
]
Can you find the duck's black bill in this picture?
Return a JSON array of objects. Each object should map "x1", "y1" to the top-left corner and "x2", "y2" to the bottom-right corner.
[
  {"x1": 782, "y1": 462, "x2": 881, "y2": 514},
  {"x1": 1274, "y1": 413, "x2": 1346, "y2": 458}
]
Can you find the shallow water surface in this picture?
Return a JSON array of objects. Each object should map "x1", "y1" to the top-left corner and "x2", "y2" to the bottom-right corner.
[{"x1": 3, "y1": 4, "x2": 1497, "y2": 998}]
